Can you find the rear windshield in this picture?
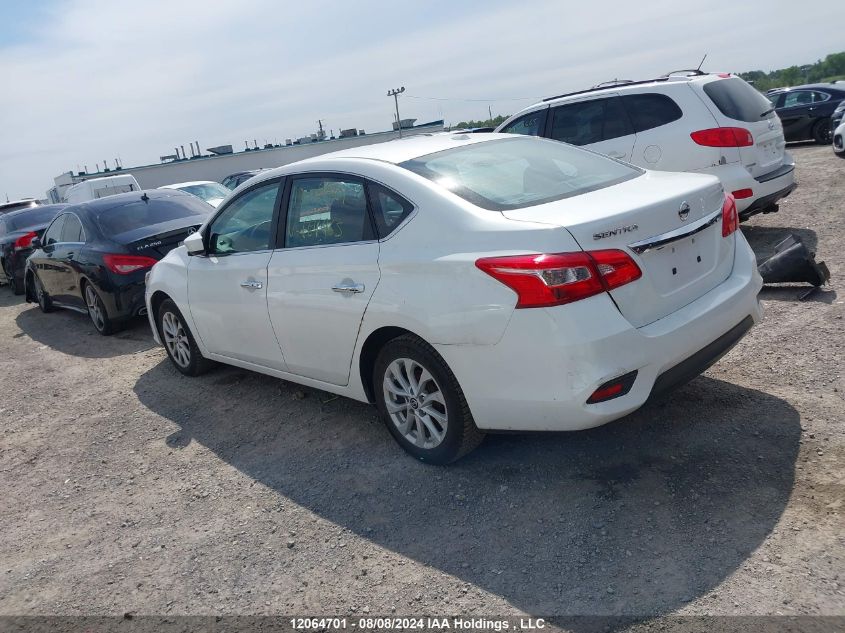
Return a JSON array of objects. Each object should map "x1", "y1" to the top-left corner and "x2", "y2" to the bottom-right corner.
[
  {"x1": 400, "y1": 137, "x2": 641, "y2": 211},
  {"x1": 6, "y1": 207, "x2": 63, "y2": 231},
  {"x1": 178, "y1": 183, "x2": 231, "y2": 201},
  {"x1": 96, "y1": 196, "x2": 212, "y2": 236},
  {"x1": 703, "y1": 78, "x2": 774, "y2": 122}
]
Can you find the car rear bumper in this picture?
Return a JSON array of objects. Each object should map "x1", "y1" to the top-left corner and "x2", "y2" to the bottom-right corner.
[
  {"x1": 436, "y1": 232, "x2": 763, "y2": 432},
  {"x1": 695, "y1": 151, "x2": 796, "y2": 217}
]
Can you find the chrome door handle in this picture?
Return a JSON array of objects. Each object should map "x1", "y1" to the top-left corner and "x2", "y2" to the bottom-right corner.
[
  {"x1": 332, "y1": 282, "x2": 365, "y2": 294},
  {"x1": 240, "y1": 280, "x2": 263, "y2": 289}
]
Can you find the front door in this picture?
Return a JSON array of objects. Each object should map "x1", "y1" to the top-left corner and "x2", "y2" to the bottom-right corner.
[
  {"x1": 187, "y1": 179, "x2": 287, "y2": 370},
  {"x1": 266, "y1": 174, "x2": 381, "y2": 386},
  {"x1": 32, "y1": 214, "x2": 66, "y2": 296}
]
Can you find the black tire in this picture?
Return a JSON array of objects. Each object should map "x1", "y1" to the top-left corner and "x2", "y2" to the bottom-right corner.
[
  {"x1": 32, "y1": 272, "x2": 53, "y2": 313},
  {"x1": 812, "y1": 118, "x2": 832, "y2": 145},
  {"x1": 834, "y1": 135, "x2": 845, "y2": 158},
  {"x1": 373, "y1": 334, "x2": 484, "y2": 464},
  {"x1": 5, "y1": 263, "x2": 23, "y2": 295},
  {"x1": 156, "y1": 298, "x2": 215, "y2": 376},
  {"x1": 82, "y1": 281, "x2": 120, "y2": 336}
]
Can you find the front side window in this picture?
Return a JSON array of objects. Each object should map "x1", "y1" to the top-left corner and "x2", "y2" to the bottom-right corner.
[
  {"x1": 500, "y1": 110, "x2": 546, "y2": 136},
  {"x1": 782, "y1": 91, "x2": 815, "y2": 108},
  {"x1": 60, "y1": 214, "x2": 85, "y2": 243},
  {"x1": 550, "y1": 97, "x2": 633, "y2": 145},
  {"x1": 285, "y1": 177, "x2": 373, "y2": 247},
  {"x1": 208, "y1": 181, "x2": 280, "y2": 254},
  {"x1": 621, "y1": 93, "x2": 683, "y2": 133},
  {"x1": 368, "y1": 184, "x2": 413, "y2": 238},
  {"x1": 401, "y1": 137, "x2": 642, "y2": 211},
  {"x1": 43, "y1": 215, "x2": 66, "y2": 245}
]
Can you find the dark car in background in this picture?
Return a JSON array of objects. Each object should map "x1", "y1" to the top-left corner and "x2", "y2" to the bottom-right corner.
[
  {"x1": 25, "y1": 190, "x2": 212, "y2": 335},
  {"x1": 767, "y1": 83, "x2": 845, "y2": 144},
  {"x1": 220, "y1": 169, "x2": 267, "y2": 190},
  {"x1": 0, "y1": 204, "x2": 67, "y2": 294}
]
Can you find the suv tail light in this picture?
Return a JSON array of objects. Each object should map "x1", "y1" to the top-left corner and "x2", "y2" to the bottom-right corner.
[
  {"x1": 103, "y1": 254, "x2": 158, "y2": 275},
  {"x1": 475, "y1": 249, "x2": 641, "y2": 309},
  {"x1": 690, "y1": 127, "x2": 754, "y2": 147},
  {"x1": 722, "y1": 194, "x2": 738, "y2": 237},
  {"x1": 13, "y1": 231, "x2": 38, "y2": 250}
]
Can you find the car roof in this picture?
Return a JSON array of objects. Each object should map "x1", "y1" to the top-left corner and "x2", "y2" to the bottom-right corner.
[
  {"x1": 161, "y1": 181, "x2": 218, "y2": 188},
  {"x1": 285, "y1": 132, "x2": 504, "y2": 167},
  {"x1": 0, "y1": 198, "x2": 38, "y2": 210},
  {"x1": 3, "y1": 203, "x2": 67, "y2": 220},
  {"x1": 66, "y1": 189, "x2": 192, "y2": 215}
]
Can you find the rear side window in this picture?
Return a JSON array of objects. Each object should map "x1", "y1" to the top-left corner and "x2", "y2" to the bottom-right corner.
[
  {"x1": 44, "y1": 215, "x2": 65, "y2": 245},
  {"x1": 400, "y1": 137, "x2": 641, "y2": 211},
  {"x1": 97, "y1": 196, "x2": 212, "y2": 237},
  {"x1": 61, "y1": 214, "x2": 85, "y2": 242},
  {"x1": 368, "y1": 184, "x2": 413, "y2": 238},
  {"x1": 702, "y1": 77, "x2": 772, "y2": 122},
  {"x1": 550, "y1": 97, "x2": 633, "y2": 145},
  {"x1": 500, "y1": 110, "x2": 546, "y2": 136},
  {"x1": 620, "y1": 93, "x2": 683, "y2": 132}
]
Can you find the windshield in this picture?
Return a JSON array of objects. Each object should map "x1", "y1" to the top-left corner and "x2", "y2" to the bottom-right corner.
[
  {"x1": 6, "y1": 207, "x2": 63, "y2": 231},
  {"x1": 400, "y1": 137, "x2": 641, "y2": 211},
  {"x1": 96, "y1": 196, "x2": 212, "y2": 236},
  {"x1": 178, "y1": 183, "x2": 231, "y2": 202}
]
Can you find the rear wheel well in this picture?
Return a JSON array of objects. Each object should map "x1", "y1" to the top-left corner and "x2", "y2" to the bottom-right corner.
[{"x1": 359, "y1": 326, "x2": 417, "y2": 403}]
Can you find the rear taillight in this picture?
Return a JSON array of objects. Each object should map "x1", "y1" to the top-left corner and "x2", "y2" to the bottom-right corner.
[
  {"x1": 721, "y1": 194, "x2": 738, "y2": 238},
  {"x1": 475, "y1": 249, "x2": 641, "y2": 309},
  {"x1": 103, "y1": 254, "x2": 158, "y2": 275},
  {"x1": 13, "y1": 231, "x2": 38, "y2": 250},
  {"x1": 690, "y1": 127, "x2": 754, "y2": 147}
]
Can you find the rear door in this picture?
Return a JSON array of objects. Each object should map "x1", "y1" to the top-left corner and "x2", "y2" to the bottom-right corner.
[
  {"x1": 187, "y1": 179, "x2": 288, "y2": 370},
  {"x1": 266, "y1": 173, "x2": 381, "y2": 386},
  {"x1": 699, "y1": 77, "x2": 786, "y2": 176},
  {"x1": 546, "y1": 95, "x2": 637, "y2": 161}
]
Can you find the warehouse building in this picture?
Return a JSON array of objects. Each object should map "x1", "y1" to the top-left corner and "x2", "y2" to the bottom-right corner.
[{"x1": 47, "y1": 121, "x2": 444, "y2": 202}]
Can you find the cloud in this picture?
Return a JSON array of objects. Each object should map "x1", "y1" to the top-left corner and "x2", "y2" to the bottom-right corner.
[{"x1": 1, "y1": 0, "x2": 843, "y2": 199}]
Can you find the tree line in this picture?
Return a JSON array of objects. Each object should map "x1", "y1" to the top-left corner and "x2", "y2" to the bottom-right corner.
[{"x1": 740, "y1": 51, "x2": 845, "y2": 92}]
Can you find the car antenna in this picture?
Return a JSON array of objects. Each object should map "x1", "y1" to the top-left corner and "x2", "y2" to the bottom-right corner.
[
  {"x1": 141, "y1": 192, "x2": 149, "y2": 202},
  {"x1": 696, "y1": 53, "x2": 707, "y2": 72}
]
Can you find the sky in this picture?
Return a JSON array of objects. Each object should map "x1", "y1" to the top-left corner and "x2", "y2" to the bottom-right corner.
[{"x1": 1, "y1": 0, "x2": 843, "y2": 200}]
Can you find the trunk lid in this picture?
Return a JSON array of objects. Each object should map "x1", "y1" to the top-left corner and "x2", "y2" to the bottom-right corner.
[
  {"x1": 502, "y1": 171, "x2": 734, "y2": 327},
  {"x1": 115, "y1": 216, "x2": 206, "y2": 259}
]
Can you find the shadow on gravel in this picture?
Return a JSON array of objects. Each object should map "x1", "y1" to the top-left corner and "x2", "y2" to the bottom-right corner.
[
  {"x1": 759, "y1": 286, "x2": 837, "y2": 303},
  {"x1": 741, "y1": 225, "x2": 818, "y2": 263},
  {"x1": 134, "y1": 362, "x2": 800, "y2": 620},
  {"x1": 15, "y1": 305, "x2": 155, "y2": 358}
]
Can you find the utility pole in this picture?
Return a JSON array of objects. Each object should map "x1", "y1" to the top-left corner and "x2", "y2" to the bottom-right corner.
[
  {"x1": 387, "y1": 86, "x2": 405, "y2": 138},
  {"x1": 488, "y1": 105, "x2": 493, "y2": 123}
]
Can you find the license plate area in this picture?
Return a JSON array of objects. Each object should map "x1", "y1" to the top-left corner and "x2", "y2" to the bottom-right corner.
[{"x1": 641, "y1": 229, "x2": 719, "y2": 295}]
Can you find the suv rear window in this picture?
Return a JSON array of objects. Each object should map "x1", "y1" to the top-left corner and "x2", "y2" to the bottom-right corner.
[
  {"x1": 400, "y1": 137, "x2": 641, "y2": 211},
  {"x1": 702, "y1": 77, "x2": 773, "y2": 123},
  {"x1": 621, "y1": 93, "x2": 683, "y2": 132}
]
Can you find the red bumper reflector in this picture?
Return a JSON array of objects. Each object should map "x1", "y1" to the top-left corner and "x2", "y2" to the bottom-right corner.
[
  {"x1": 731, "y1": 188, "x2": 753, "y2": 200},
  {"x1": 586, "y1": 370, "x2": 639, "y2": 404}
]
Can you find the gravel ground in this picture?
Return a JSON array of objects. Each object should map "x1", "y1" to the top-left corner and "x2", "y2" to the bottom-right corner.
[{"x1": 0, "y1": 145, "x2": 842, "y2": 622}]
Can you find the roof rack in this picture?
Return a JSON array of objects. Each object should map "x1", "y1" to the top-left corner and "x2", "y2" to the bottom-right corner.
[
  {"x1": 661, "y1": 69, "x2": 708, "y2": 78},
  {"x1": 591, "y1": 79, "x2": 635, "y2": 89}
]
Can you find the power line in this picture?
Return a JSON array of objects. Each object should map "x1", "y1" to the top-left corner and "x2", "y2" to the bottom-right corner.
[{"x1": 405, "y1": 95, "x2": 540, "y2": 102}]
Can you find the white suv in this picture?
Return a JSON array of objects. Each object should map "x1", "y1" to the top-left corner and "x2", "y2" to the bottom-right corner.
[{"x1": 495, "y1": 72, "x2": 796, "y2": 221}]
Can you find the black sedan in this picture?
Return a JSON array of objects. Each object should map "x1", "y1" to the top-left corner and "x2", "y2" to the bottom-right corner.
[
  {"x1": 0, "y1": 204, "x2": 67, "y2": 294},
  {"x1": 25, "y1": 190, "x2": 212, "y2": 335},
  {"x1": 767, "y1": 83, "x2": 845, "y2": 144}
]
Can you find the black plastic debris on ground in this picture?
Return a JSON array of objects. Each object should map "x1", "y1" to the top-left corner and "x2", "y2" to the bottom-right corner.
[{"x1": 757, "y1": 234, "x2": 831, "y2": 290}]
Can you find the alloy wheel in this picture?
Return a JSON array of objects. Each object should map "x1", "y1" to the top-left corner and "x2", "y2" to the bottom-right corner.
[
  {"x1": 161, "y1": 310, "x2": 191, "y2": 368},
  {"x1": 383, "y1": 357, "x2": 448, "y2": 449},
  {"x1": 84, "y1": 285, "x2": 105, "y2": 331}
]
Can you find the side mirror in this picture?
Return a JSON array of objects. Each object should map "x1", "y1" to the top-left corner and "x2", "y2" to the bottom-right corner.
[
  {"x1": 184, "y1": 231, "x2": 205, "y2": 256},
  {"x1": 31, "y1": 237, "x2": 42, "y2": 250}
]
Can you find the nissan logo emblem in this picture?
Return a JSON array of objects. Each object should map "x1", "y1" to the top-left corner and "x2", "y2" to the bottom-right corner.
[{"x1": 678, "y1": 201, "x2": 690, "y2": 221}]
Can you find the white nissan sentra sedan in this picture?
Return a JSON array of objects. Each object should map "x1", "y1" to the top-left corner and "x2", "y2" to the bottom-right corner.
[{"x1": 145, "y1": 133, "x2": 763, "y2": 463}]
